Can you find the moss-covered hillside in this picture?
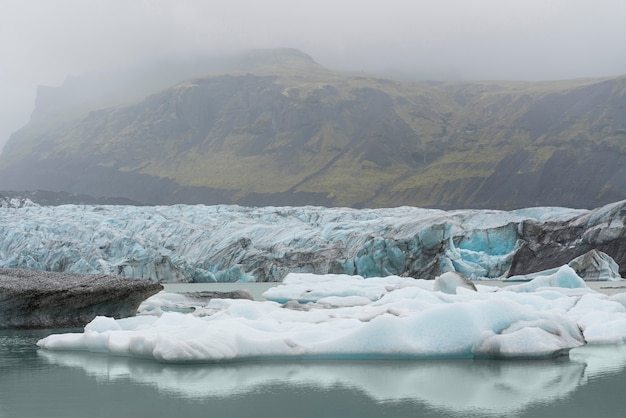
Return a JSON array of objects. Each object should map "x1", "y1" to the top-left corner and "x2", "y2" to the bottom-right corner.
[{"x1": 1, "y1": 49, "x2": 625, "y2": 209}]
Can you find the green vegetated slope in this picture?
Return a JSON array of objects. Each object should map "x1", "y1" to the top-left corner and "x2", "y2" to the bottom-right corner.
[{"x1": 1, "y1": 48, "x2": 625, "y2": 209}]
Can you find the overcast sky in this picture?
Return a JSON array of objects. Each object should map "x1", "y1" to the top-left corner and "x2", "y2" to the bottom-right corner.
[{"x1": 2, "y1": 0, "x2": 626, "y2": 151}]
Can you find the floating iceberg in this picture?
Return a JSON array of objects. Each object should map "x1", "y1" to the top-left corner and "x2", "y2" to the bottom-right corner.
[
  {"x1": 38, "y1": 267, "x2": 626, "y2": 362},
  {"x1": 0, "y1": 268, "x2": 162, "y2": 329},
  {"x1": 2, "y1": 200, "x2": 626, "y2": 282}
]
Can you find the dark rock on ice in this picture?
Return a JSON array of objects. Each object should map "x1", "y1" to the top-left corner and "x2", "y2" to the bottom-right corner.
[{"x1": 0, "y1": 268, "x2": 163, "y2": 329}]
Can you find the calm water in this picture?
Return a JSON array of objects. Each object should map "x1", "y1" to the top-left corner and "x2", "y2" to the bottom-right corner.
[
  {"x1": 2, "y1": 329, "x2": 626, "y2": 418},
  {"x1": 3, "y1": 282, "x2": 626, "y2": 417}
]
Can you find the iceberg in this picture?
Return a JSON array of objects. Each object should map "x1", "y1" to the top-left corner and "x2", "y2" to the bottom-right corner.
[
  {"x1": 567, "y1": 249, "x2": 622, "y2": 281},
  {"x1": 0, "y1": 268, "x2": 162, "y2": 328},
  {"x1": 38, "y1": 267, "x2": 626, "y2": 362},
  {"x1": 2, "y1": 200, "x2": 625, "y2": 282}
]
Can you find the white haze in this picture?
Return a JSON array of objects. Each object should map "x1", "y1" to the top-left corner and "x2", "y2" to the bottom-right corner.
[{"x1": 1, "y1": 0, "x2": 626, "y2": 152}]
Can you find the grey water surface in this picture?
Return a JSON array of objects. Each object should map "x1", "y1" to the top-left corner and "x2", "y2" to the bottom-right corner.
[
  {"x1": 3, "y1": 281, "x2": 626, "y2": 417},
  {"x1": 2, "y1": 328, "x2": 626, "y2": 418}
]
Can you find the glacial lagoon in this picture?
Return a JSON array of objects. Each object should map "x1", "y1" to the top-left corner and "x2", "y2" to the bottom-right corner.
[
  {"x1": 2, "y1": 328, "x2": 626, "y2": 418},
  {"x1": 4, "y1": 281, "x2": 626, "y2": 417}
]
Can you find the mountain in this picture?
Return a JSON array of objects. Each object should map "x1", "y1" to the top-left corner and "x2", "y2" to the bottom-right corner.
[{"x1": 1, "y1": 48, "x2": 625, "y2": 209}]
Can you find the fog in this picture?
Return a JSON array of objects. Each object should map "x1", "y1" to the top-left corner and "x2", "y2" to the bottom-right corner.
[{"x1": 2, "y1": 0, "x2": 626, "y2": 152}]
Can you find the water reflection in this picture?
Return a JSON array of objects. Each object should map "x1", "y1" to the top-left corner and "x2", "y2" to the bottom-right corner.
[{"x1": 37, "y1": 345, "x2": 626, "y2": 416}]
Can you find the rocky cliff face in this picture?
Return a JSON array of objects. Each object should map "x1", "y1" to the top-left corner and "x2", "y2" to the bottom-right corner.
[{"x1": 1, "y1": 49, "x2": 625, "y2": 209}]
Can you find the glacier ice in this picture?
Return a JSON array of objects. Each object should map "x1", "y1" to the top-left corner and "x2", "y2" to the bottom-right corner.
[
  {"x1": 2, "y1": 201, "x2": 625, "y2": 282},
  {"x1": 0, "y1": 195, "x2": 36, "y2": 208},
  {"x1": 38, "y1": 266, "x2": 626, "y2": 362}
]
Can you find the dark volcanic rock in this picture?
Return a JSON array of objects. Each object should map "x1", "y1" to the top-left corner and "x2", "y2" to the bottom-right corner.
[{"x1": 0, "y1": 269, "x2": 163, "y2": 329}]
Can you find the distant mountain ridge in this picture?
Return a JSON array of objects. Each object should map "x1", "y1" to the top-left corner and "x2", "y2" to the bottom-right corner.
[{"x1": 1, "y1": 48, "x2": 625, "y2": 209}]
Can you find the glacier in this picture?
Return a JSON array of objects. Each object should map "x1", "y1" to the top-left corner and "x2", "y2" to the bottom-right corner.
[
  {"x1": 0, "y1": 194, "x2": 36, "y2": 209},
  {"x1": 37, "y1": 266, "x2": 626, "y2": 361},
  {"x1": 1, "y1": 200, "x2": 625, "y2": 282}
]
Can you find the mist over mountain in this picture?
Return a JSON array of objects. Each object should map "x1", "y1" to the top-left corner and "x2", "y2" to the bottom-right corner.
[{"x1": 1, "y1": 48, "x2": 625, "y2": 209}]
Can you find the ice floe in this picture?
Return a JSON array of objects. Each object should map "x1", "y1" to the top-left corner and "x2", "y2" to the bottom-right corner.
[{"x1": 37, "y1": 266, "x2": 626, "y2": 362}]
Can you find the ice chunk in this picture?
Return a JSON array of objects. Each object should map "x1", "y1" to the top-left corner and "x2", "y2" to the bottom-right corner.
[
  {"x1": 138, "y1": 289, "x2": 253, "y2": 317},
  {"x1": 566, "y1": 293, "x2": 626, "y2": 344},
  {"x1": 568, "y1": 250, "x2": 622, "y2": 281},
  {"x1": 503, "y1": 266, "x2": 589, "y2": 293},
  {"x1": 39, "y1": 271, "x2": 626, "y2": 362},
  {"x1": 475, "y1": 318, "x2": 584, "y2": 358},
  {"x1": 0, "y1": 268, "x2": 162, "y2": 329},
  {"x1": 262, "y1": 273, "x2": 419, "y2": 303},
  {"x1": 433, "y1": 271, "x2": 476, "y2": 294}
]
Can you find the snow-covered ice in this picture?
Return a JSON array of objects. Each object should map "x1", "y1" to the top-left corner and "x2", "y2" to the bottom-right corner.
[{"x1": 37, "y1": 266, "x2": 626, "y2": 362}]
